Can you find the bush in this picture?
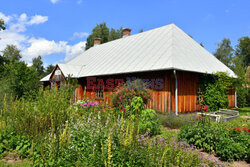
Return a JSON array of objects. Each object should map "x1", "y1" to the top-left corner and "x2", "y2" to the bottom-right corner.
[
  {"x1": 0, "y1": 127, "x2": 32, "y2": 159},
  {"x1": 178, "y1": 117, "x2": 250, "y2": 161},
  {"x1": 111, "y1": 79, "x2": 151, "y2": 112},
  {"x1": 139, "y1": 109, "x2": 161, "y2": 135},
  {"x1": 236, "y1": 86, "x2": 249, "y2": 108},
  {"x1": 198, "y1": 73, "x2": 233, "y2": 111},
  {"x1": 158, "y1": 112, "x2": 196, "y2": 129}
]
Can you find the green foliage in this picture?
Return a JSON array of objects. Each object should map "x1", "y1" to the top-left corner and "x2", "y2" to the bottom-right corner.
[
  {"x1": 0, "y1": 88, "x2": 226, "y2": 166},
  {"x1": 0, "y1": 19, "x2": 6, "y2": 30},
  {"x1": 213, "y1": 37, "x2": 250, "y2": 108},
  {"x1": 32, "y1": 55, "x2": 45, "y2": 78},
  {"x1": 214, "y1": 38, "x2": 234, "y2": 69},
  {"x1": 236, "y1": 86, "x2": 249, "y2": 108},
  {"x1": 2, "y1": 85, "x2": 76, "y2": 140},
  {"x1": 198, "y1": 72, "x2": 233, "y2": 111},
  {"x1": 178, "y1": 118, "x2": 250, "y2": 161},
  {"x1": 0, "y1": 127, "x2": 32, "y2": 159},
  {"x1": 139, "y1": 109, "x2": 161, "y2": 135},
  {"x1": 108, "y1": 27, "x2": 122, "y2": 41},
  {"x1": 158, "y1": 112, "x2": 196, "y2": 129},
  {"x1": 2, "y1": 45, "x2": 22, "y2": 62},
  {"x1": 43, "y1": 64, "x2": 55, "y2": 76},
  {"x1": 234, "y1": 107, "x2": 250, "y2": 116},
  {"x1": 1, "y1": 61, "x2": 40, "y2": 99},
  {"x1": 85, "y1": 22, "x2": 122, "y2": 50},
  {"x1": 235, "y1": 36, "x2": 250, "y2": 67}
]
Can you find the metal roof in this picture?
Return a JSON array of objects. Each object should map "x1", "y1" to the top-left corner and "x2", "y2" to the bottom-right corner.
[
  {"x1": 40, "y1": 23, "x2": 236, "y2": 82},
  {"x1": 40, "y1": 73, "x2": 51, "y2": 82},
  {"x1": 57, "y1": 64, "x2": 83, "y2": 78}
]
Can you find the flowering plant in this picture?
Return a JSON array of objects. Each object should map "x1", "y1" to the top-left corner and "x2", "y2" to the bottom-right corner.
[
  {"x1": 80, "y1": 101, "x2": 99, "y2": 109},
  {"x1": 112, "y1": 80, "x2": 151, "y2": 111},
  {"x1": 203, "y1": 105, "x2": 208, "y2": 112},
  {"x1": 230, "y1": 126, "x2": 250, "y2": 133}
]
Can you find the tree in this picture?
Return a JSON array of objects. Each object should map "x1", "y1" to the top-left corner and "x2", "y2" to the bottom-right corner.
[
  {"x1": 85, "y1": 22, "x2": 123, "y2": 50},
  {"x1": 232, "y1": 37, "x2": 250, "y2": 107},
  {"x1": 32, "y1": 55, "x2": 44, "y2": 78},
  {"x1": 85, "y1": 22, "x2": 110, "y2": 50},
  {"x1": 108, "y1": 28, "x2": 122, "y2": 41},
  {"x1": 0, "y1": 45, "x2": 40, "y2": 100},
  {"x1": 214, "y1": 38, "x2": 234, "y2": 68},
  {"x1": 139, "y1": 29, "x2": 143, "y2": 33},
  {"x1": 44, "y1": 64, "x2": 56, "y2": 76},
  {"x1": 0, "y1": 19, "x2": 6, "y2": 31},
  {"x1": 3, "y1": 61, "x2": 40, "y2": 98},
  {"x1": 200, "y1": 42, "x2": 204, "y2": 47},
  {"x1": 2, "y1": 44, "x2": 22, "y2": 62},
  {"x1": 235, "y1": 36, "x2": 250, "y2": 67}
]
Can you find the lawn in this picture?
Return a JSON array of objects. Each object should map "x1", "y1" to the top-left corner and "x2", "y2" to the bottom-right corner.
[{"x1": 234, "y1": 107, "x2": 250, "y2": 116}]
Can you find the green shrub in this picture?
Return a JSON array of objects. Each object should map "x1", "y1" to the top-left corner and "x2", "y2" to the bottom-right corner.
[
  {"x1": 0, "y1": 127, "x2": 32, "y2": 159},
  {"x1": 178, "y1": 117, "x2": 250, "y2": 161},
  {"x1": 198, "y1": 72, "x2": 233, "y2": 111},
  {"x1": 139, "y1": 109, "x2": 161, "y2": 135},
  {"x1": 129, "y1": 96, "x2": 160, "y2": 135},
  {"x1": 236, "y1": 86, "x2": 249, "y2": 108}
]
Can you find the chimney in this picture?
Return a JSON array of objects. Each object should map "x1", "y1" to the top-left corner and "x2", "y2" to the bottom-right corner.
[
  {"x1": 94, "y1": 38, "x2": 101, "y2": 46},
  {"x1": 122, "y1": 28, "x2": 131, "y2": 37}
]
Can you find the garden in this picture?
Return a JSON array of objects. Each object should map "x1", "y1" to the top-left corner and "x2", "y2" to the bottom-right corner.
[{"x1": 0, "y1": 78, "x2": 249, "y2": 167}]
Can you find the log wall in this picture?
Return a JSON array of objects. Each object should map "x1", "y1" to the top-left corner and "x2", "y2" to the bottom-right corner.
[{"x1": 70, "y1": 70, "x2": 235, "y2": 112}]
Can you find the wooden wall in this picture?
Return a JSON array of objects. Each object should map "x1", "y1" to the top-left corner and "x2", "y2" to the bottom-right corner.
[
  {"x1": 71, "y1": 70, "x2": 235, "y2": 112},
  {"x1": 227, "y1": 88, "x2": 235, "y2": 108}
]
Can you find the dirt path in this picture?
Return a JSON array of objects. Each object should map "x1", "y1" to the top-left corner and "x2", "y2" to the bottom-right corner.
[{"x1": 240, "y1": 115, "x2": 250, "y2": 119}]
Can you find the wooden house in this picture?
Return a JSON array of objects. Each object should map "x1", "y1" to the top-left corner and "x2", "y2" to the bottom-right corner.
[{"x1": 41, "y1": 24, "x2": 237, "y2": 113}]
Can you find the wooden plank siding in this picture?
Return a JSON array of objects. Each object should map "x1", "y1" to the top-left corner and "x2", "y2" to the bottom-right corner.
[
  {"x1": 227, "y1": 88, "x2": 235, "y2": 108},
  {"x1": 53, "y1": 69, "x2": 235, "y2": 112}
]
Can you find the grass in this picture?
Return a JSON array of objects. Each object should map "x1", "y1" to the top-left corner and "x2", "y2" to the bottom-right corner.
[
  {"x1": 0, "y1": 160, "x2": 31, "y2": 167},
  {"x1": 234, "y1": 107, "x2": 250, "y2": 116}
]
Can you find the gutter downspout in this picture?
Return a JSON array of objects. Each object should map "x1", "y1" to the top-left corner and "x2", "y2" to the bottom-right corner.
[
  {"x1": 173, "y1": 70, "x2": 178, "y2": 116},
  {"x1": 235, "y1": 91, "x2": 238, "y2": 108}
]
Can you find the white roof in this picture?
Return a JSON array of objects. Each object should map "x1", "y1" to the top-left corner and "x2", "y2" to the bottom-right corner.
[
  {"x1": 57, "y1": 64, "x2": 83, "y2": 78},
  {"x1": 40, "y1": 73, "x2": 51, "y2": 82},
  {"x1": 40, "y1": 64, "x2": 83, "y2": 81},
  {"x1": 41, "y1": 23, "x2": 236, "y2": 82}
]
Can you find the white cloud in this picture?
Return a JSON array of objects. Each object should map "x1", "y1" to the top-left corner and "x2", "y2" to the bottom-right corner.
[
  {"x1": 51, "y1": 0, "x2": 60, "y2": 4},
  {"x1": 71, "y1": 32, "x2": 89, "y2": 40},
  {"x1": 77, "y1": 0, "x2": 82, "y2": 4},
  {"x1": 27, "y1": 15, "x2": 48, "y2": 25},
  {"x1": 22, "y1": 38, "x2": 66, "y2": 61},
  {"x1": 0, "y1": 12, "x2": 12, "y2": 23},
  {"x1": 0, "y1": 12, "x2": 86, "y2": 64},
  {"x1": 19, "y1": 13, "x2": 28, "y2": 22},
  {"x1": 9, "y1": 23, "x2": 26, "y2": 32},
  {"x1": 0, "y1": 30, "x2": 27, "y2": 51},
  {"x1": 65, "y1": 41, "x2": 86, "y2": 62}
]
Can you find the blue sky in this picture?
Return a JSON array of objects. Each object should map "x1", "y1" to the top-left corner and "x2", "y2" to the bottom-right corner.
[{"x1": 1, "y1": 0, "x2": 250, "y2": 66}]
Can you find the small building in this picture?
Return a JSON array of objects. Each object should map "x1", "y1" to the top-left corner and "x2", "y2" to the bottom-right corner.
[{"x1": 41, "y1": 24, "x2": 236, "y2": 113}]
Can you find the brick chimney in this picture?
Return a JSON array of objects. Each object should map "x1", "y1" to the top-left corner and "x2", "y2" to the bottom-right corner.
[
  {"x1": 122, "y1": 28, "x2": 131, "y2": 37},
  {"x1": 94, "y1": 38, "x2": 101, "y2": 46}
]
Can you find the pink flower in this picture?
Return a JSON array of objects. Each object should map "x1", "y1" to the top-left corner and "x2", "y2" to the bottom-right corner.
[{"x1": 204, "y1": 105, "x2": 208, "y2": 112}]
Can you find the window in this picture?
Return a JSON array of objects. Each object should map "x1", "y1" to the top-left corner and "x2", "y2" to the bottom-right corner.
[
  {"x1": 196, "y1": 87, "x2": 202, "y2": 104},
  {"x1": 96, "y1": 86, "x2": 104, "y2": 100}
]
